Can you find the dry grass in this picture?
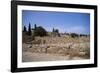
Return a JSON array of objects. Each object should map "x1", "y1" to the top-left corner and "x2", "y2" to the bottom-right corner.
[
  {"x1": 22, "y1": 36, "x2": 90, "y2": 61},
  {"x1": 22, "y1": 36, "x2": 90, "y2": 60}
]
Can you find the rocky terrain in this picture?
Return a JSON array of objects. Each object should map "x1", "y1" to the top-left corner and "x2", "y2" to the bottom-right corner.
[{"x1": 22, "y1": 36, "x2": 90, "y2": 62}]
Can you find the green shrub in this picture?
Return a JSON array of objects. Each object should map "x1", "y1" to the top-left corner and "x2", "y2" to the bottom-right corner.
[
  {"x1": 70, "y1": 33, "x2": 79, "y2": 38},
  {"x1": 34, "y1": 26, "x2": 47, "y2": 37}
]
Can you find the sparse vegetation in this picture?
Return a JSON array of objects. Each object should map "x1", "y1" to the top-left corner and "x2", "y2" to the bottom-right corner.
[
  {"x1": 22, "y1": 23, "x2": 90, "y2": 62},
  {"x1": 52, "y1": 28, "x2": 60, "y2": 37},
  {"x1": 70, "y1": 33, "x2": 79, "y2": 38}
]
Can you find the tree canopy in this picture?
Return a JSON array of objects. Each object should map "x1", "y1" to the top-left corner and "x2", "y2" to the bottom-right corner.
[{"x1": 34, "y1": 26, "x2": 47, "y2": 37}]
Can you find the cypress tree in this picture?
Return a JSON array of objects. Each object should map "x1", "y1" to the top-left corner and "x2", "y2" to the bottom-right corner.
[
  {"x1": 23, "y1": 25, "x2": 27, "y2": 32},
  {"x1": 28, "y1": 23, "x2": 32, "y2": 36},
  {"x1": 34, "y1": 24, "x2": 37, "y2": 30},
  {"x1": 53, "y1": 28, "x2": 55, "y2": 32}
]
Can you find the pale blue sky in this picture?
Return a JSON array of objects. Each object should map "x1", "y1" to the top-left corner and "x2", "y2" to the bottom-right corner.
[{"x1": 22, "y1": 10, "x2": 90, "y2": 34}]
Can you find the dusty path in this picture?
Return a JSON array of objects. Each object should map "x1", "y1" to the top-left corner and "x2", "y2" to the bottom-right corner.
[{"x1": 22, "y1": 52, "x2": 83, "y2": 62}]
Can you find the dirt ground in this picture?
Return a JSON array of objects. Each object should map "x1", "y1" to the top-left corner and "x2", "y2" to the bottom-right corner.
[
  {"x1": 22, "y1": 36, "x2": 90, "y2": 62},
  {"x1": 22, "y1": 51, "x2": 85, "y2": 62}
]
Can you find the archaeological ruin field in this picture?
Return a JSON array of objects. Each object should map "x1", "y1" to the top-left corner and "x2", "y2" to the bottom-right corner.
[{"x1": 22, "y1": 33, "x2": 90, "y2": 62}]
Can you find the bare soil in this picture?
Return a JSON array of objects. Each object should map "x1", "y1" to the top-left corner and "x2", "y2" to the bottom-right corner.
[{"x1": 22, "y1": 36, "x2": 90, "y2": 62}]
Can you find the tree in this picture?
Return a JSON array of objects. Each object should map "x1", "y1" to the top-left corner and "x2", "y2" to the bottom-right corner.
[
  {"x1": 55, "y1": 29, "x2": 59, "y2": 33},
  {"x1": 52, "y1": 28, "x2": 54, "y2": 32},
  {"x1": 70, "y1": 33, "x2": 79, "y2": 38},
  {"x1": 28, "y1": 23, "x2": 32, "y2": 36},
  {"x1": 34, "y1": 24, "x2": 37, "y2": 30},
  {"x1": 52, "y1": 28, "x2": 59, "y2": 33},
  {"x1": 34, "y1": 26, "x2": 47, "y2": 37},
  {"x1": 23, "y1": 25, "x2": 27, "y2": 32},
  {"x1": 52, "y1": 28, "x2": 60, "y2": 37}
]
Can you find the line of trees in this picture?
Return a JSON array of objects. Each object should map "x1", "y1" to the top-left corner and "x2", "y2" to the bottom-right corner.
[
  {"x1": 23, "y1": 23, "x2": 89, "y2": 38},
  {"x1": 52, "y1": 28, "x2": 60, "y2": 37},
  {"x1": 23, "y1": 23, "x2": 32, "y2": 36},
  {"x1": 70, "y1": 33, "x2": 89, "y2": 38},
  {"x1": 23, "y1": 23, "x2": 47, "y2": 37}
]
